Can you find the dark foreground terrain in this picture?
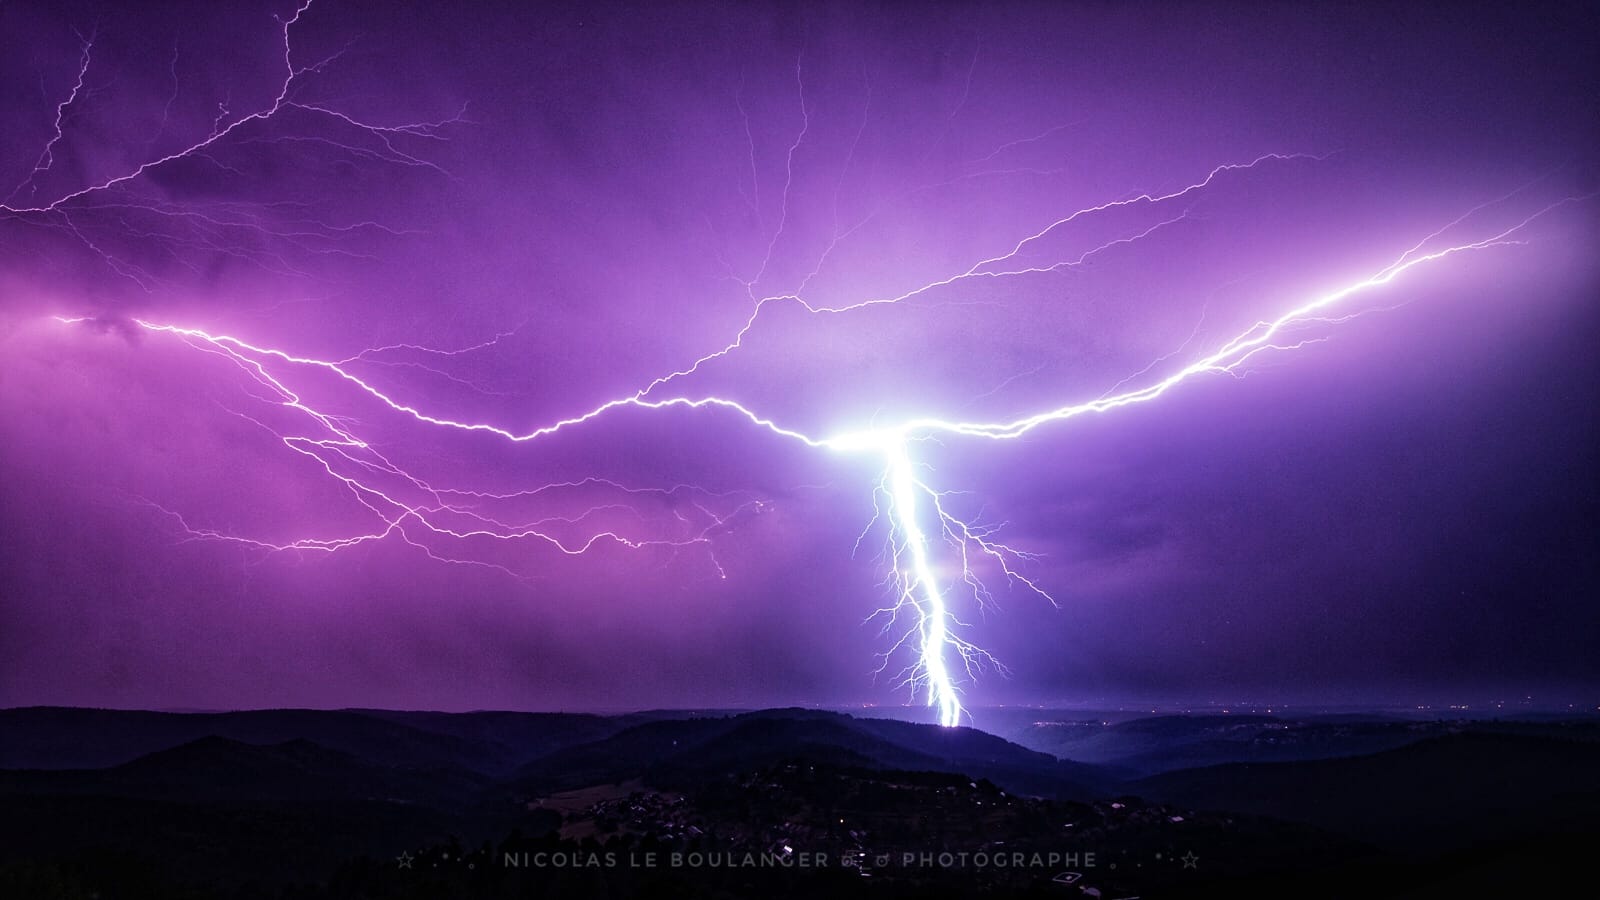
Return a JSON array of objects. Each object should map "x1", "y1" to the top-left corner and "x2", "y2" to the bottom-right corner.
[{"x1": 1, "y1": 706, "x2": 1597, "y2": 898}]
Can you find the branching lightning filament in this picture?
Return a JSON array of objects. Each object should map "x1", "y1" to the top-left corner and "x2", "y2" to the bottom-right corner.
[{"x1": 21, "y1": 0, "x2": 1594, "y2": 726}]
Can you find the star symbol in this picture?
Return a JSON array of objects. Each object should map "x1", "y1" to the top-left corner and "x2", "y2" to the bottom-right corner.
[
  {"x1": 1181, "y1": 851, "x2": 1199, "y2": 869},
  {"x1": 397, "y1": 851, "x2": 414, "y2": 869}
]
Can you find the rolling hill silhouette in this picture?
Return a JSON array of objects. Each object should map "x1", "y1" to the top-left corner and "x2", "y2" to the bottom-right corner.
[
  {"x1": 4, "y1": 706, "x2": 1598, "y2": 897},
  {"x1": 1135, "y1": 732, "x2": 1600, "y2": 850},
  {"x1": 510, "y1": 708, "x2": 1114, "y2": 797},
  {"x1": 0, "y1": 706, "x2": 738, "y2": 774}
]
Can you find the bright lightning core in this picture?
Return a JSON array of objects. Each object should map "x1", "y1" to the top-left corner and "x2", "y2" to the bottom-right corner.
[{"x1": 51, "y1": 186, "x2": 1585, "y2": 728}]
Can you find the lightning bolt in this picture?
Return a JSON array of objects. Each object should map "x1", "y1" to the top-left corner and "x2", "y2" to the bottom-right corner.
[
  {"x1": 0, "y1": 0, "x2": 465, "y2": 291},
  {"x1": 21, "y1": 3, "x2": 1594, "y2": 726},
  {"x1": 819, "y1": 193, "x2": 1586, "y2": 724},
  {"x1": 51, "y1": 187, "x2": 1584, "y2": 724}
]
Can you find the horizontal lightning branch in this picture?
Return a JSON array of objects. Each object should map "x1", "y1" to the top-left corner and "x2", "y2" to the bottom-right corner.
[
  {"x1": 24, "y1": 2, "x2": 1592, "y2": 726},
  {"x1": 53, "y1": 185, "x2": 1582, "y2": 724}
]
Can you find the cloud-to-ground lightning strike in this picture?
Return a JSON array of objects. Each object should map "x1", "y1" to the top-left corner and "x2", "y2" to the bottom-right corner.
[
  {"x1": 22, "y1": 2, "x2": 1594, "y2": 727},
  {"x1": 824, "y1": 195, "x2": 1586, "y2": 725},
  {"x1": 53, "y1": 187, "x2": 1583, "y2": 725}
]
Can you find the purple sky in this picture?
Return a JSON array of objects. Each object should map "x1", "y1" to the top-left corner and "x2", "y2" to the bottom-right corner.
[{"x1": 2, "y1": 0, "x2": 1596, "y2": 715}]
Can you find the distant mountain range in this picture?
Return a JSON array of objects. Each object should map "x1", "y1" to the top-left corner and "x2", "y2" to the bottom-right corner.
[
  {"x1": 0, "y1": 706, "x2": 1122, "y2": 799},
  {"x1": 1134, "y1": 731, "x2": 1600, "y2": 851},
  {"x1": 507, "y1": 708, "x2": 1115, "y2": 798},
  {"x1": 0, "y1": 705, "x2": 636, "y2": 773},
  {"x1": 995, "y1": 710, "x2": 1600, "y2": 775},
  {"x1": 3, "y1": 706, "x2": 1598, "y2": 897}
]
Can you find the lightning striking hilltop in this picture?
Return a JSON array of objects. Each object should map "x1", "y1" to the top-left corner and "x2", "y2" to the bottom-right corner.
[
  {"x1": 15, "y1": 1, "x2": 1595, "y2": 724},
  {"x1": 820, "y1": 194, "x2": 1585, "y2": 724},
  {"x1": 53, "y1": 186, "x2": 1582, "y2": 724}
]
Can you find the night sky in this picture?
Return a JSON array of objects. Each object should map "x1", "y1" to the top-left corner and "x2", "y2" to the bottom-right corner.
[{"x1": 2, "y1": 0, "x2": 1596, "y2": 717}]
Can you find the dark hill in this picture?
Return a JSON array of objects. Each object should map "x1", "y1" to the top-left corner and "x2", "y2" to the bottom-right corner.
[
  {"x1": 513, "y1": 708, "x2": 1113, "y2": 798},
  {"x1": 0, "y1": 736, "x2": 500, "y2": 887},
  {"x1": 0, "y1": 735, "x2": 489, "y2": 812},
  {"x1": 0, "y1": 706, "x2": 635, "y2": 775},
  {"x1": 350, "y1": 709, "x2": 635, "y2": 766},
  {"x1": 0, "y1": 706, "x2": 506, "y2": 772},
  {"x1": 1133, "y1": 732, "x2": 1600, "y2": 852}
]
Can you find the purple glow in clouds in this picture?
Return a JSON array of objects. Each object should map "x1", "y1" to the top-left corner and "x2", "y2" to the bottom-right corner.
[{"x1": 2, "y1": 0, "x2": 1596, "y2": 718}]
